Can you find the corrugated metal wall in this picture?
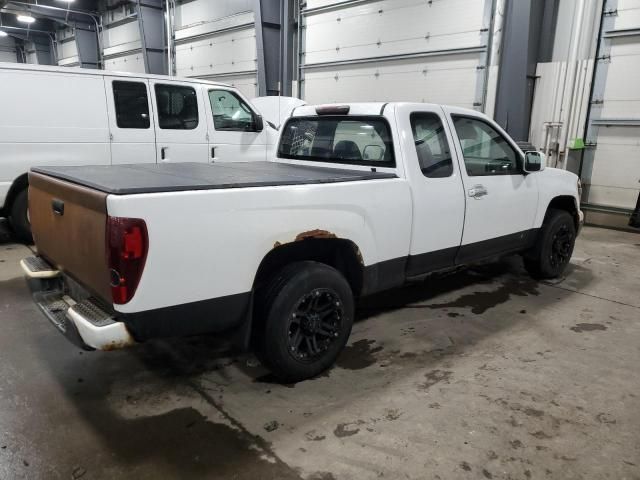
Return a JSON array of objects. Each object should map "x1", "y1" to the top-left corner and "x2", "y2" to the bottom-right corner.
[{"x1": 298, "y1": 0, "x2": 496, "y2": 110}]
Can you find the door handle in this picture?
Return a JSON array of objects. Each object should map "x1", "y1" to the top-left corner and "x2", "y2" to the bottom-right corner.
[
  {"x1": 160, "y1": 146, "x2": 168, "y2": 161},
  {"x1": 468, "y1": 185, "x2": 488, "y2": 198},
  {"x1": 211, "y1": 146, "x2": 216, "y2": 162}
]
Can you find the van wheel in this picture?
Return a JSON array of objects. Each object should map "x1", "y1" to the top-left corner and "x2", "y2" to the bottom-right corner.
[
  {"x1": 9, "y1": 189, "x2": 33, "y2": 244},
  {"x1": 524, "y1": 209, "x2": 575, "y2": 279},
  {"x1": 256, "y1": 261, "x2": 354, "y2": 383}
]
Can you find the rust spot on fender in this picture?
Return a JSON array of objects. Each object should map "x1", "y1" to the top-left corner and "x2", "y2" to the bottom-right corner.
[{"x1": 294, "y1": 229, "x2": 337, "y2": 241}]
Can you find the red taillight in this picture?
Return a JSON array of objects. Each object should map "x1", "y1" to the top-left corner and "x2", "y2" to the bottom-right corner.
[{"x1": 106, "y1": 216, "x2": 148, "y2": 305}]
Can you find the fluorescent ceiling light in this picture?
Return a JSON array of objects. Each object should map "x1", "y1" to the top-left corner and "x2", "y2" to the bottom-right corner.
[
  {"x1": 0, "y1": 31, "x2": 8, "y2": 37},
  {"x1": 17, "y1": 15, "x2": 36, "y2": 23}
]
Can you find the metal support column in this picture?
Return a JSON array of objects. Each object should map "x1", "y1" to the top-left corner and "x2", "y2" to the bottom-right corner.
[
  {"x1": 74, "y1": 26, "x2": 99, "y2": 68},
  {"x1": 493, "y1": 0, "x2": 548, "y2": 141},
  {"x1": 137, "y1": 0, "x2": 167, "y2": 75},
  {"x1": 255, "y1": 0, "x2": 295, "y2": 96}
]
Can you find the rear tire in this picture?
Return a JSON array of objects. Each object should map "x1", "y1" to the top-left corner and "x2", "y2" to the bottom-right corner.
[
  {"x1": 524, "y1": 209, "x2": 575, "y2": 279},
  {"x1": 9, "y1": 189, "x2": 33, "y2": 244},
  {"x1": 256, "y1": 261, "x2": 354, "y2": 383}
]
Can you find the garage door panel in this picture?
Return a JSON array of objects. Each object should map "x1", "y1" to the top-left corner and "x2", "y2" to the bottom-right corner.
[
  {"x1": 303, "y1": 54, "x2": 480, "y2": 105},
  {"x1": 197, "y1": 73, "x2": 258, "y2": 98},
  {"x1": 175, "y1": 28, "x2": 257, "y2": 78},
  {"x1": 304, "y1": 0, "x2": 486, "y2": 65},
  {"x1": 589, "y1": 128, "x2": 640, "y2": 209},
  {"x1": 614, "y1": 0, "x2": 640, "y2": 30},
  {"x1": 601, "y1": 38, "x2": 640, "y2": 118}
]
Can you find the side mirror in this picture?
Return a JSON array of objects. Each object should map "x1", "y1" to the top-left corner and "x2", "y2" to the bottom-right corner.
[
  {"x1": 523, "y1": 150, "x2": 545, "y2": 173},
  {"x1": 253, "y1": 114, "x2": 264, "y2": 132},
  {"x1": 363, "y1": 144, "x2": 384, "y2": 161}
]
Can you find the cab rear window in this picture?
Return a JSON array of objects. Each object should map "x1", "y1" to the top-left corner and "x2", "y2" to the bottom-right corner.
[{"x1": 278, "y1": 116, "x2": 395, "y2": 167}]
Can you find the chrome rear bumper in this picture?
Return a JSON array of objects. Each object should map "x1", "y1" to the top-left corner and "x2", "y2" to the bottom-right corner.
[{"x1": 23, "y1": 256, "x2": 136, "y2": 351}]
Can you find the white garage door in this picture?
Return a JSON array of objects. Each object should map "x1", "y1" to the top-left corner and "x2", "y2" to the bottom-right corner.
[
  {"x1": 299, "y1": 0, "x2": 494, "y2": 109},
  {"x1": 585, "y1": 0, "x2": 640, "y2": 211},
  {"x1": 173, "y1": 0, "x2": 258, "y2": 98}
]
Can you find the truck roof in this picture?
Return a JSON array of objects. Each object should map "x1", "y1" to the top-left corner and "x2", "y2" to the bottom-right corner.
[
  {"x1": 0, "y1": 62, "x2": 232, "y2": 88},
  {"x1": 291, "y1": 102, "x2": 481, "y2": 118}
]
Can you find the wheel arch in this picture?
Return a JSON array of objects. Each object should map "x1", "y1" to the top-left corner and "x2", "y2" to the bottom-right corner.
[
  {"x1": 253, "y1": 236, "x2": 365, "y2": 298},
  {"x1": 545, "y1": 195, "x2": 580, "y2": 230},
  {"x1": 3, "y1": 173, "x2": 29, "y2": 215}
]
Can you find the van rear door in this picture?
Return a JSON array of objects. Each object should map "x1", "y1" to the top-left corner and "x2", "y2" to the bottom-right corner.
[{"x1": 104, "y1": 77, "x2": 157, "y2": 165}]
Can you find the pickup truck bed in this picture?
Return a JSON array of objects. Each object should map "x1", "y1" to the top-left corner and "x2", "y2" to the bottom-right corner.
[{"x1": 31, "y1": 161, "x2": 396, "y2": 195}]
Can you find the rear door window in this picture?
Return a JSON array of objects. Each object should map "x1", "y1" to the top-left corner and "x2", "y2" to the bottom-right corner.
[
  {"x1": 154, "y1": 84, "x2": 199, "y2": 130},
  {"x1": 112, "y1": 81, "x2": 150, "y2": 129},
  {"x1": 410, "y1": 112, "x2": 453, "y2": 178},
  {"x1": 278, "y1": 116, "x2": 395, "y2": 167}
]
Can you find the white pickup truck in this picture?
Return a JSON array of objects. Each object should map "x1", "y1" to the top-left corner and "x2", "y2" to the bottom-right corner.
[{"x1": 22, "y1": 102, "x2": 583, "y2": 382}]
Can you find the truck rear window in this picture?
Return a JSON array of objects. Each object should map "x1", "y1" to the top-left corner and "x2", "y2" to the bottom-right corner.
[{"x1": 278, "y1": 116, "x2": 395, "y2": 167}]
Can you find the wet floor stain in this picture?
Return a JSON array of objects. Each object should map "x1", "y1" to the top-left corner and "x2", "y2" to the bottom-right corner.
[
  {"x1": 81, "y1": 407, "x2": 301, "y2": 479},
  {"x1": 305, "y1": 430, "x2": 326, "y2": 441},
  {"x1": 336, "y1": 339, "x2": 383, "y2": 370},
  {"x1": 333, "y1": 422, "x2": 362, "y2": 438},
  {"x1": 264, "y1": 420, "x2": 279, "y2": 432},
  {"x1": 417, "y1": 369, "x2": 453, "y2": 392},
  {"x1": 570, "y1": 323, "x2": 607, "y2": 333},
  {"x1": 384, "y1": 408, "x2": 402, "y2": 421},
  {"x1": 426, "y1": 277, "x2": 540, "y2": 315},
  {"x1": 307, "y1": 473, "x2": 338, "y2": 480}
]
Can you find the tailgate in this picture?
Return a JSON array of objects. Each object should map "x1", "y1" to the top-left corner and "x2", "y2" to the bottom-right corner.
[{"x1": 29, "y1": 171, "x2": 111, "y2": 303}]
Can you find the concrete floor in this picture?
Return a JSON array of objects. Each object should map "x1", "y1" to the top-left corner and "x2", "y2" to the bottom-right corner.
[{"x1": 0, "y1": 222, "x2": 639, "y2": 480}]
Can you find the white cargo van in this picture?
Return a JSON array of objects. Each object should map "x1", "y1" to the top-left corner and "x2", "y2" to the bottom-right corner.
[{"x1": 0, "y1": 62, "x2": 275, "y2": 241}]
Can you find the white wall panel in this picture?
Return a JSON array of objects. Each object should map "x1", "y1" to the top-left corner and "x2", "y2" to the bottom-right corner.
[
  {"x1": 173, "y1": 0, "x2": 257, "y2": 93},
  {"x1": 301, "y1": 0, "x2": 490, "y2": 108},
  {"x1": 57, "y1": 39, "x2": 79, "y2": 64},
  {"x1": 304, "y1": 0, "x2": 485, "y2": 65},
  {"x1": 175, "y1": 0, "x2": 253, "y2": 28},
  {"x1": 586, "y1": 0, "x2": 640, "y2": 210},
  {"x1": 588, "y1": 128, "x2": 640, "y2": 209},
  {"x1": 600, "y1": 37, "x2": 640, "y2": 118},
  {"x1": 104, "y1": 52, "x2": 146, "y2": 73},
  {"x1": 303, "y1": 52, "x2": 480, "y2": 106},
  {"x1": 198, "y1": 73, "x2": 258, "y2": 98},
  {"x1": 175, "y1": 27, "x2": 257, "y2": 77},
  {"x1": 615, "y1": 0, "x2": 640, "y2": 30},
  {"x1": 102, "y1": 20, "x2": 141, "y2": 57}
]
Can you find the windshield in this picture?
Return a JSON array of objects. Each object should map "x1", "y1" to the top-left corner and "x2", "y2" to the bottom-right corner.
[{"x1": 278, "y1": 116, "x2": 395, "y2": 167}]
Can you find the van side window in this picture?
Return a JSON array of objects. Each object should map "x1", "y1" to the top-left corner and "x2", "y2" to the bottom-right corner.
[
  {"x1": 154, "y1": 84, "x2": 199, "y2": 130},
  {"x1": 209, "y1": 89, "x2": 257, "y2": 131},
  {"x1": 452, "y1": 116, "x2": 520, "y2": 176},
  {"x1": 112, "y1": 81, "x2": 150, "y2": 129},
  {"x1": 410, "y1": 112, "x2": 453, "y2": 178}
]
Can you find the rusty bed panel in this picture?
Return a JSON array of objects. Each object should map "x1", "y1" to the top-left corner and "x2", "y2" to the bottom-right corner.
[{"x1": 29, "y1": 171, "x2": 112, "y2": 303}]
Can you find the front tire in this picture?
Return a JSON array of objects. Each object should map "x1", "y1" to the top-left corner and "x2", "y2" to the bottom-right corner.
[
  {"x1": 524, "y1": 209, "x2": 576, "y2": 279},
  {"x1": 256, "y1": 261, "x2": 354, "y2": 383},
  {"x1": 9, "y1": 189, "x2": 33, "y2": 244}
]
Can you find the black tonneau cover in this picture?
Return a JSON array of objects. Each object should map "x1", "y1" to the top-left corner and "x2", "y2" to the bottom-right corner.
[{"x1": 31, "y1": 161, "x2": 396, "y2": 195}]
